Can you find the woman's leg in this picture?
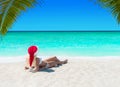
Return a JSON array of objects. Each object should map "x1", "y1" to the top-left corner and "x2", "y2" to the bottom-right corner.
[
  {"x1": 57, "y1": 59, "x2": 68, "y2": 64},
  {"x1": 43, "y1": 56, "x2": 68, "y2": 65},
  {"x1": 44, "y1": 56, "x2": 60, "y2": 62},
  {"x1": 46, "y1": 61, "x2": 58, "y2": 68}
]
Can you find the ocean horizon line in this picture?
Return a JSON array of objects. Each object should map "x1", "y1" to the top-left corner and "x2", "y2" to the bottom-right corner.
[{"x1": 8, "y1": 31, "x2": 120, "y2": 32}]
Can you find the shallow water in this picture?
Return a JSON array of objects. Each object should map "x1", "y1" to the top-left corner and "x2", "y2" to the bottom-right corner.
[{"x1": 0, "y1": 31, "x2": 120, "y2": 57}]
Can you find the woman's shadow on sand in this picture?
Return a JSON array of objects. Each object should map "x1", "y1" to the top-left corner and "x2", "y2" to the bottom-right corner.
[
  {"x1": 39, "y1": 65, "x2": 62, "y2": 73},
  {"x1": 40, "y1": 68, "x2": 55, "y2": 73}
]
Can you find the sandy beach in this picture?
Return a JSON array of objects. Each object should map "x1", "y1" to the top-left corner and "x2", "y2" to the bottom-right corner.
[{"x1": 0, "y1": 58, "x2": 120, "y2": 87}]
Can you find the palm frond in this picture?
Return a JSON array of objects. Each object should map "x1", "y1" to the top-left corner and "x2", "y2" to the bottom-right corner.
[
  {"x1": 99, "y1": 0, "x2": 120, "y2": 24},
  {"x1": 0, "y1": 0, "x2": 37, "y2": 35}
]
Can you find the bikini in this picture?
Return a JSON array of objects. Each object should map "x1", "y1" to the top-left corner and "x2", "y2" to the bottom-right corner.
[{"x1": 39, "y1": 58, "x2": 50, "y2": 68}]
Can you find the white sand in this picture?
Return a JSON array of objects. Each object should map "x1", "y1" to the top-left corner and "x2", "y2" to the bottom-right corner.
[{"x1": 0, "y1": 58, "x2": 120, "y2": 87}]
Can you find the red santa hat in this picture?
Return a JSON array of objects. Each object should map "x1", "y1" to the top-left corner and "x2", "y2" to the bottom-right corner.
[{"x1": 28, "y1": 46, "x2": 38, "y2": 66}]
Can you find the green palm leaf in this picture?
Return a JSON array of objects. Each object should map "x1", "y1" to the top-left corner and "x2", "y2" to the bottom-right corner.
[
  {"x1": 0, "y1": 0, "x2": 37, "y2": 35},
  {"x1": 99, "y1": 0, "x2": 120, "y2": 24}
]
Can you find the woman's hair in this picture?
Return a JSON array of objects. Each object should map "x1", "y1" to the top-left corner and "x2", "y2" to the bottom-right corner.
[{"x1": 28, "y1": 46, "x2": 38, "y2": 66}]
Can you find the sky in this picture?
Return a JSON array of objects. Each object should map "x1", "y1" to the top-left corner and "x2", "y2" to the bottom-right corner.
[{"x1": 10, "y1": 0, "x2": 120, "y2": 31}]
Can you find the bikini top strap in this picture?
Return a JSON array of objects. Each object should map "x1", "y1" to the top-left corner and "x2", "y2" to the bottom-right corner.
[{"x1": 39, "y1": 58, "x2": 42, "y2": 64}]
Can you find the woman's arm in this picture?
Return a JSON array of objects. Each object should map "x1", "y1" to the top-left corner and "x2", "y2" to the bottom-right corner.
[
  {"x1": 24, "y1": 58, "x2": 29, "y2": 70},
  {"x1": 33, "y1": 58, "x2": 40, "y2": 72}
]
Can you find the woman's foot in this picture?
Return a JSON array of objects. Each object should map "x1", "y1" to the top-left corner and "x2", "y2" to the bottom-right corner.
[{"x1": 62, "y1": 59, "x2": 68, "y2": 64}]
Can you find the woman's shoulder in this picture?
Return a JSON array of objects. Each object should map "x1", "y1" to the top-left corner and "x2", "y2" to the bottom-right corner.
[{"x1": 36, "y1": 57, "x2": 42, "y2": 60}]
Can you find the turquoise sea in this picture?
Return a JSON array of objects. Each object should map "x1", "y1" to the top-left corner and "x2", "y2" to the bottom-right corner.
[{"x1": 0, "y1": 31, "x2": 120, "y2": 57}]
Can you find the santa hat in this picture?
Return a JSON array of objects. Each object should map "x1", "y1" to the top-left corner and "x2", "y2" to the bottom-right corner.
[{"x1": 28, "y1": 46, "x2": 38, "y2": 66}]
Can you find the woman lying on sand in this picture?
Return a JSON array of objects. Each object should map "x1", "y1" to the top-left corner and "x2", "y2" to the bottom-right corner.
[{"x1": 25, "y1": 46, "x2": 68, "y2": 72}]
